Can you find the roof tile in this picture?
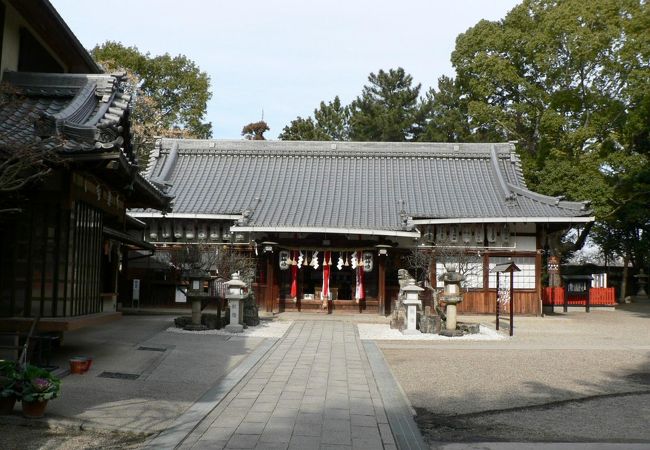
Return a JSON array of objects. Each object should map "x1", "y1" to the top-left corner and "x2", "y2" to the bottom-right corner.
[{"x1": 143, "y1": 139, "x2": 591, "y2": 230}]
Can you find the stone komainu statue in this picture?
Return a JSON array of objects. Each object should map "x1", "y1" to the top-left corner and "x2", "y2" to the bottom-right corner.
[{"x1": 390, "y1": 269, "x2": 414, "y2": 330}]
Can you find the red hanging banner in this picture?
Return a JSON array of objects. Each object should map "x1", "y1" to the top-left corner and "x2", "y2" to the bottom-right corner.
[
  {"x1": 322, "y1": 251, "x2": 331, "y2": 306},
  {"x1": 290, "y1": 250, "x2": 298, "y2": 299}
]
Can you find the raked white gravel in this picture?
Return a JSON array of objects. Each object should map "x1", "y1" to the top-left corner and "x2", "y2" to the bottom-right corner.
[
  {"x1": 166, "y1": 320, "x2": 293, "y2": 338},
  {"x1": 357, "y1": 323, "x2": 506, "y2": 340}
]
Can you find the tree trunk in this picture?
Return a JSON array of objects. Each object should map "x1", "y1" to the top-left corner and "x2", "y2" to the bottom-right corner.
[{"x1": 620, "y1": 254, "x2": 629, "y2": 303}]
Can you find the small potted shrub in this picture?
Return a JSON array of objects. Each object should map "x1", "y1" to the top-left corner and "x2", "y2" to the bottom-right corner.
[
  {"x1": 20, "y1": 364, "x2": 61, "y2": 418},
  {"x1": 0, "y1": 360, "x2": 19, "y2": 414}
]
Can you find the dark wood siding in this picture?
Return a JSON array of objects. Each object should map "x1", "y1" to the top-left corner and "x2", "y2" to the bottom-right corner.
[
  {"x1": 456, "y1": 290, "x2": 540, "y2": 315},
  {"x1": 18, "y1": 27, "x2": 64, "y2": 73}
]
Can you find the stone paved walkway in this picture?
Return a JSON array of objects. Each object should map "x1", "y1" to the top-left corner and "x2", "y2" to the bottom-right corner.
[{"x1": 175, "y1": 320, "x2": 421, "y2": 450}]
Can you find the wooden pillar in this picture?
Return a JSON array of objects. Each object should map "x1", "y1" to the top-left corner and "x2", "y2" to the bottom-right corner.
[
  {"x1": 429, "y1": 251, "x2": 437, "y2": 310},
  {"x1": 483, "y1": 251, "x2": 490, "y2": 312},
  {"x1": 509, "y1": 268, "x2": 514, "y2": 336},
  {"x1": 266, "y1": 253, "x2": 275, "y2": 313},
  {"x1": 535, "y1": 249, "x2": 543, "y2": 316},
  {"x1": 378, "y1": 253, "x2": 386, "y2": 315}
]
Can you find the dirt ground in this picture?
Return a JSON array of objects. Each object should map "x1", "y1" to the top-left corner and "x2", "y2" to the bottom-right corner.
[{"x1": 0, "y1": 422, "x2": 147, "y2": 450}]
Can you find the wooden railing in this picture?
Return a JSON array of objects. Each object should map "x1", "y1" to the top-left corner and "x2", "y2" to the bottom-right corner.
[{"x1": 542, "y1": 287, "x2": 616, "y2": 306}]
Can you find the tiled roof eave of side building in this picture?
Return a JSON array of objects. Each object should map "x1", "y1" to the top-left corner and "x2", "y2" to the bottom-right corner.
[
  {"x1": 2, "y1": 71, "x2": 131, "y2": 152},
  {"x1": 0, "y1": 71, "x2": 171, "y2": 211}
]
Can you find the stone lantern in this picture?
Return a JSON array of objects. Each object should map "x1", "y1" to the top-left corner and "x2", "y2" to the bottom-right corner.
[
  {"x1": 185, "y1": 269, "x2": 209, "y2": 331},
  {"x1": 440, "y1": 266, "x2": 464, "y2": 331},
  {"x1": 634, "y1": 269, "x2": 649, "y2": 303},
  {"x1": 225, "y1": 273, "x2": 247, "y2": 333},
  {"x1": 401, "y1": 279, "x2": 423, "y2": 335}
]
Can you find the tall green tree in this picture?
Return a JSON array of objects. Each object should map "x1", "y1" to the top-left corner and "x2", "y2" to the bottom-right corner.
[
  {"x1": 91, "y1": 42, "x2": 212, "y2": 164},
  {"x1": 279, "y1": 96, "x2": 349, "y2": 141},
  {"x1": 450, "y1": 0, "x2": 649, "y2": 267},
  {"x1": 348, "y1": 68, "x2": 424, "y2": 141},
  {"x1": 451, "y1": 0, "x2": 647, "y2": 164},
  {"x1": 418, "y1": 75, "x2": 493, "y2": 143}
]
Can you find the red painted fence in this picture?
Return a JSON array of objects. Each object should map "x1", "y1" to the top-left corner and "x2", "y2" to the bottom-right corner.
[{"x1": 542, "y1": 287, "x2": 616, "y2": 306}]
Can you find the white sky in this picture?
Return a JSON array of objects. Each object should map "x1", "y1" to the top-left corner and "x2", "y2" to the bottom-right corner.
[{"x1": 50, "y1": 0, "x2": 520, "y2": 139}]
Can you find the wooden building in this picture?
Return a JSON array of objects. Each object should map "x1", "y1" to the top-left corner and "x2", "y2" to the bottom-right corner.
[
  {"x1": 0, "y1": 0, "x2": 171, "y2": 332},
  {"x1": 131, "y1": 139, "x2": 593, "y2": 316}
]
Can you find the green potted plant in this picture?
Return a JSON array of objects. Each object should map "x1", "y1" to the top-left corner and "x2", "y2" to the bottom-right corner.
[
  {"x1": 0, "y1": 360, "x2": 19, "y2": 414},
  {"x1": 19, "y1": 364, "x2": 61, "y2": 418}
]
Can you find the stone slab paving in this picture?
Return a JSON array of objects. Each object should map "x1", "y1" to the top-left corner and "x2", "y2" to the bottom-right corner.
[{"x1": 177, "y1": 320, "x2": 422, "y2": 450}]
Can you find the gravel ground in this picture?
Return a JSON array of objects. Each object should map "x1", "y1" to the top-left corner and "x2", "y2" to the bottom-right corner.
[
  {"x1": 378, "y1": 307, "x2": 650, "y2": 445},
  {"x1": 165, "y1": 319, "x2": 293, "y2": 337},
  {"x1": 358, "y1": 323, "x2": 504, "y2": 340},
  {"x1": 0, "y1": 422, "x2": 147, "y2": 450}
]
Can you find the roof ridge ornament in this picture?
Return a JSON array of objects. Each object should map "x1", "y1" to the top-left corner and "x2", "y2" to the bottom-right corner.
[
  {"x1": 238, "y1": 197, "x2": 261, "y2": 226},
  {"x1": 151, "y1": 142, "x2": 179, "y2": 192},
  {"x1": 490, "y1": 144, "x2": 516, "y2": 203}
]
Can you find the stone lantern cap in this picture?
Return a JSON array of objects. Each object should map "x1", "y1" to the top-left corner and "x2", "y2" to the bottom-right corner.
[
  {"x1": 225, "y1": 273, "x2": 247, "y2": 299},
  {"x1": 402, "y1": 278, "x2": 424, "y2": 293},
  {"x1": 402, "y1": 279, "x2": 423, "y2": 306},
  {"x1": 225, "y1": 272, "x2": 247, "y2": 288},
  {"x1": 439, "y1": 269, "x2": 464, "y2": 284}
]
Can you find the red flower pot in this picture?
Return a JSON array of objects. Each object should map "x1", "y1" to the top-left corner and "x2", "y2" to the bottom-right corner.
[
  {"x1": 69, "y1": 356, "x2": 92, "y2": 374},
  {"x1": 0, "y1": 396, "x2": 16, "y2": 414},
  {"x1": 22, "y1": 399, "x2": 48, "y2": 418}
]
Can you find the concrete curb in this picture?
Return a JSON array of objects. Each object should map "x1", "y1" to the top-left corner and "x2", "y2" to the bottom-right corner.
[
  {"x1": 431, "y1": 443, "x2": 650, "y2": 450},
  {"x1": 364, "y1": 340, "x2": 428, "y2": 450}
]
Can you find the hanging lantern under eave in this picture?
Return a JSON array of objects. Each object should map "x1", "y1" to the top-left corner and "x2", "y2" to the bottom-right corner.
[
  {"x1": 474, "y1": 224, "x2": 484, "y2": 244},
  {"x1": 279, "y1": 250, "x2": 290, "y2": 270},
  {"x1": 173, "y1": 221, "x2": 183, "y2": 239},
  {"x1": 161, "y1": 221, "x2": 172, "y2": 239},
  {"x1": 209, "y1": 224, "x2": 220, "y2": 241},
  {"x1": 197, "y1": 223, "x2": 208, "y2": 240},
  {"x1": 449, "y1": 224, "x2": 459, "y2": 243},
  {"x1": 362, "y1": 252, "x2": 373, "y2": 272},
  {"x1": 148, "y1": 221, "x2": 158, "y2": 240},
  {"x1": 462, "y1": 225, "x2": 472, "y2": 244},
  {"x1": 486, "y1": 224, "x2": 497, "y2": 243},
  {"x1": 502, "y1": 224, "x2": 511, "y2": 244},
  {"x1": 185, "y1": 223, "x2": 196, "y2": 240},
  {"x1": 435, "y1": 225, "x2": 446, "y2": 244}
]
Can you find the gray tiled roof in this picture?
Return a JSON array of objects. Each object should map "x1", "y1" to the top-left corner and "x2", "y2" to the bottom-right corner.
[
  {"x1": 0, "y1": 71, "x2": 170, "y2": 211},
  {"x1": 144, "y1": 139, "x2": 592, "y2": 232},
  {"x1": 0, "y1": 71, "x2": 132, "y2": 154}
]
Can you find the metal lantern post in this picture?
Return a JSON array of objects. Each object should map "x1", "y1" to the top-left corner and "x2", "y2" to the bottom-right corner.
[
  {"x1": 491, "y1": 261, "x2": 521, "y2": 336},
  {"x1": 225, "y1": 273, "x2": 247, "y2": 333},
  {"x1": 401, "y1": 279, "x2": 423, "y2": 335}
]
